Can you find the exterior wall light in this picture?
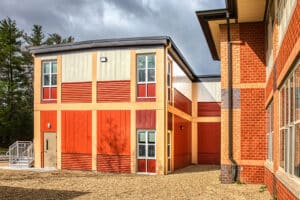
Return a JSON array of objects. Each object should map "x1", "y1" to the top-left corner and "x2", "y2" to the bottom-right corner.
[
  {"x1": 47, "y1": 123, "x2": 51, "y2": 129},
  {"x1": 180, "y1": 125, "x2": 184, "y2": 131},
  {"x1": 100, "y1": 57, "x2": 108, "y2": 62}
]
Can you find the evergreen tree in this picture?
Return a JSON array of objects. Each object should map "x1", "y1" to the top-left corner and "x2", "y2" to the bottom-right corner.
[
  {"x1": 0, "y1": 17, "x2": 32, "y2": 146},
  {"x1": 23, "y1": 24, "x2": 45, "y2": 46}
]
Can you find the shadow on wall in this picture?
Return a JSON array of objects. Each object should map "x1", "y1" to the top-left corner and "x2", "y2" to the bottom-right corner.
[{"x1": 0, "y1": 186, "x2": 89, "y2": 199}]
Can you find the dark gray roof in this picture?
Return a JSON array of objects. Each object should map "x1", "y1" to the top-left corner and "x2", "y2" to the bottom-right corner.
[{"x1": 30, "y1": 36, "x2": 170, "y2": 54}]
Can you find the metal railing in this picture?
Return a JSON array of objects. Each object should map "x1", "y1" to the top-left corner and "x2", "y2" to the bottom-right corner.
[{"x1": 7, "y1": 141, "x2": 34, "y2": 168}]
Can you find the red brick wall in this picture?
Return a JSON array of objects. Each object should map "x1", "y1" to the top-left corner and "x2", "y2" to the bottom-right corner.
[
  {"x1": 276, "y1": 179, "x2": 298, "y2": 200},
  {"x1": 240, "y1": 88, "x2": 266, "y2": 160},
  {"x1": 264, "y1": 167, "x2": 275, "y2": 196},
  {"x1": 266, "y1": 69, "x2": 274, "y2": 101},
  {"x1": 240, "y1": 165, "x2": 264, "y2": 184},
  {"x1": 240, "y1": 23, "x2": 266, "y2": 84},
  {"x1": 276, "y1": 2, "x2": 300, "y2": 79}
]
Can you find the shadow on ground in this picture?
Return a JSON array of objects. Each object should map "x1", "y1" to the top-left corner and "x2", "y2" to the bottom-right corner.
[
  {"x1": 173, "y1": 164, "x2": 220, "y2": 174},
  {"x1": 0, "y1": 186, "x2": 89, "y2": 200}
]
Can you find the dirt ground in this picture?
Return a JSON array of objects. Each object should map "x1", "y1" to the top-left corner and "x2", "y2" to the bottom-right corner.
[{"x1": 0, "y1": 165, "x2": 271, "y2": 200}]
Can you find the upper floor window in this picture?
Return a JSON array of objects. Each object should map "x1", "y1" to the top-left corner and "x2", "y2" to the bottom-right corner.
[
  {"x1": 266, "y1": 0, "x2": 275, "y2": 79},
  {"x1": 279, "y1": 59, "x2": 300, "y2": 178},
  {"x1": 42, "y1": 60, "x2": 57, "y2": 101},
  {"x1": 137, "y1": 54, "x2": 156, "y2": 99},
  {"x1": 167, "y1": 60, "x2": 172, "y2": 104},
  {"x1": 266, "y1": 101, "x2": 273, "y2": 162},
  {"x1": 278, "y1": 0, "x2": 297, "y2": 45}
]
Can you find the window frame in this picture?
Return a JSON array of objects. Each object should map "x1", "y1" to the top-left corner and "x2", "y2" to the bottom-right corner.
[
  {"x1": 167, "y1": 59, "x2": 173, "y2": 104},
  {"x1": 267, "y1": 101, "x2": 273, "y2": 163},
  {"x1": 42, "y1": 60, "x2": 57, "y2": 101},
  {"x1": 137, "y1": 130, "x2": 156, "y2": 160},
  {"x1": 136, "y1": 54, "x2": 156, "y2": 98},
  {"x1": 279, "y1": 60, "x2": 300, "y2": 181}
]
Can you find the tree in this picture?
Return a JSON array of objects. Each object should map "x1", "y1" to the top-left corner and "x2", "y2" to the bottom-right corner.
[
  {"x1": 45, "y1": 33, "x2": 74, "y2": 45},
  {"x1": 0, "y1": 17, "x2": 32, "y2": 146},
  {"x1": 23, "y1": 24, "x2": 45, "y2": 46}
]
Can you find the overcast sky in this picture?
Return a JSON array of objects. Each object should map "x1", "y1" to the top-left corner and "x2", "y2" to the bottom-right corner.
[{"x1": 0, "y1": 0, "x2": 225, "y2": 75}]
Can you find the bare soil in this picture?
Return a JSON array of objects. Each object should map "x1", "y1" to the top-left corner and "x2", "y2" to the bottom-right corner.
[{"x1": 0, "y1": 165, "x2": 271, "y2": 200}]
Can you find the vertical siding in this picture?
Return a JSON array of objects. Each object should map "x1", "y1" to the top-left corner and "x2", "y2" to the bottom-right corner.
[
  {"x1": 174, "y1": 115, "x2": 191, "y2": 170},
  {"x1": 97, "y1": 50, "x2": 131, "y2": 81},
  {"x1": 97, "y1": 110, "x2": 131, "y2": 173},
  {"x1": 168, "y1": 112, "x2": 173, "y2": 131},
  {"x1": 197, "y1": 81, "x2": 221, "y2": 102},
  {"x1": 136, "y1": 110, "x2": 156, "y2": 129},
  {"x1": 198, "y1": 122, "x2": 220, "y2": 164},
  {"x1": 198, "y1": 102, "x2": 221, "y2": 117},
  {"x1": 62, "y1": 52, "x2": 92, "y2": 82},
  {"x1": 61, "y1": 111, "x2": 92, "y2": 170},
  {"x1": 61, "y1": 82, "x2": 92, "y2": 103},
  {"x1": 61, "y1": 111, "x2": 92, "y2": 154},
  {"x1": 97, "y1": 81, "x2": 130, "y2": 102},
  {"x1": 40, "y1": 111, "x2": 57, "y2": 167}
]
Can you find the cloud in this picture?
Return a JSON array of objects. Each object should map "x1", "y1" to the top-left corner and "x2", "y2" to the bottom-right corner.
[{"x1": 0, "y1": 0, "x2": 225, "y2": 75}]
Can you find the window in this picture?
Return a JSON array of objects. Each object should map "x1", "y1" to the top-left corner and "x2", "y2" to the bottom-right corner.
[
  {"x1": 137, "y1": 54, "x2": 156, "y2": 98},
  {"x1": 278, "y1": 0, "x2": 297, "y2": 45},
  {"x1": 279, "y1": 60, "x2": 300, "y2": 178},
  {"x1": 267, "y1": 102, "x2": 273, "y2": 162},
  {"x1": 137, "y1": 130, "x2": 156, "y2": 159},
  {"x1": 266, "y1": 1, "x2": 274, "y2": 79},
  {"x1": 42, "y1": 60, "x2": 57, "y2": 101},
  {"x1": 167, "y1": 60, "x2": 172, "y2": 103}
]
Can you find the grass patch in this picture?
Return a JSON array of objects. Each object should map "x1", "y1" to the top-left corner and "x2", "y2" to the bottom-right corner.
[
  {"x1": 0, "y1": 147, "x2": 8, "y2": 154},
  {"x1": 259, "y1": 185, "x2": 267, "y2": 193},
  {"x1": 235, "y1": 179, "x2": 245, "y2": 184}
]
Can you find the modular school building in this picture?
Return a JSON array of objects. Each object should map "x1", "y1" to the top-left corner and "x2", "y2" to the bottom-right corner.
[
  {"x1": 31, "y1": 37, "x2": 221, "y2": 174},
  {"x1": 30, "y1": 0, "x2": 300, "y2": 199}
]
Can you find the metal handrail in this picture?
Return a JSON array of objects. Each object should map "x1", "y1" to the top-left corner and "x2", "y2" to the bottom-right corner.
[{"x1": 7, "y1": 141, "x2": 34, "y2": 167}]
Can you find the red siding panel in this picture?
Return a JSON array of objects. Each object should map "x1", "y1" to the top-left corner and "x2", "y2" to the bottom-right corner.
[
  {"x1": 147, "y1": 160, "x2": 156, "y2": 173},
  {"x1": 198, "y1": 122, "x2": 220, "y2": 164},
  {"x1": 62, "y1": 153, "x2": 92, "y2": 170},
  {"x1": 97, "y1": 110, "x2": 131, "y2": 173},
  {"x1": 61, "y1": 111, "x2": 92, "y2": 154},
  {"x1": 97, "y1": 80, "x2": 130, "y2": 102},
  {"x1": 147, "y1": 83, "x2": 156, "y2": 97},
  {"x1": 174, "y1": 89, "x2": 192, "y2": 115},
  {"x1": 137, "y1": 159, "x2": 146, "y2": 172},
  {"x1": 61, "y1": 82, "x2": 92, "y2": 103},
  {"x1": 137, "y1": 159, "x2": 156, "y2": 173},
  {"x1": 198, "y1": 102, "x2": 221, "y2": 117},
  {"x1": 136, "y1": 110, "x2": 156, "y2": 129},
  {"x1": 40, "y1": 111, "x2": 57, "y2": 168},
  {"x1": 174, "y1": 115, "x2": 191, "y2": 170},
  {"x1": 97, "y1": 154, "x2": 130, "y2": 173},
  {"x1": 137, "y1": 83, "x2": 156, "y2": 102},
  {"x1": 97, "y1": 110, "x2": 130, "y2": 155},
  {"x1": 42, "y1": 87, "x2": 57, "y2": 102}
]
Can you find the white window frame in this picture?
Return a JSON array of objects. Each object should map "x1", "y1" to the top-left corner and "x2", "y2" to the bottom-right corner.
[
  {"x1": 137, "y1": 130, "x2": 156, "y2": 160},
  {"x1": 266, "y1": 1, "x2": 274, "y2": 80},
  {"x1": 279, "y1": 61, "x2": 300, "y2": 181},
  {"x1": 42, "y1": 60, "x2": 57, "y2": 100},
  {"x1": 277, "y1": 0, "x2": 297, "y2": 48},
  {"x1": 267, "y1": 102, "x2": 273, "y2": 163},
  {"x1": 137, "y1": 54, "x2": 156, "y2": 98}
]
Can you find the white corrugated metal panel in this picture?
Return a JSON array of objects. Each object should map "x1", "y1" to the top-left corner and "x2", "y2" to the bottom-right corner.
[
  {"x1": 62, "y1": 52, "x2": 92, "y2": 82},
  {"x1": 171, "y1": 56, "x2": 192, "y2": 100},
  {"x1": 197, "y1": 81, "x2": 221, "y2": 102},
  {"x1": 97, "y1": 50, "x2": 130, "y2": 81}
]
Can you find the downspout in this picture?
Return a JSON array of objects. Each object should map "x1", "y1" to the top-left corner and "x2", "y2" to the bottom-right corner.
[{"x1": 226, "y1": 10, "x2": 237, "y2": 182}]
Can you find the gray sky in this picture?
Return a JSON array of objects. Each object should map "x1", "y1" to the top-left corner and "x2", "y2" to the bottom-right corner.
[{"x1": 0, "y1": 0, "x2": 225, "y2": 75}]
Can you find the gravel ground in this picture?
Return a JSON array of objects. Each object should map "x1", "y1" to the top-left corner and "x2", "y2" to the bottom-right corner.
[{"x1": 0, "y1": 165, "x2": 271, "y2": 200}]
